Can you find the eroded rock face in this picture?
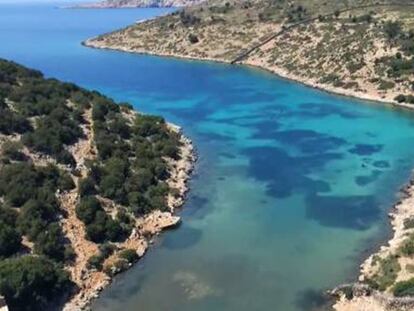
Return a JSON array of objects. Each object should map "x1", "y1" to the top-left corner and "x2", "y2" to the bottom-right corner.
[{"x1": 332, "y1": 282, "x2": 414, "y2": 311}]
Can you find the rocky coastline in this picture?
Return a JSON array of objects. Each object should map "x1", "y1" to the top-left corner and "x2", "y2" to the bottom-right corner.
[
  {"x1": 83, "y1": 37, "x2": 414, "y2": 112},
  {"x1": 331, "y1": 173, "x2": 414, "y2": 311},
  {"x1": 62, "y1": 123, "x2": 197, "y2": 311}
]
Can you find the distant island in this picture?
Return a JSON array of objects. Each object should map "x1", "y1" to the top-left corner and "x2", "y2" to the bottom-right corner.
[
  {"x1": 0, "y1": 59, "x2": 195, "y2": 310},
  {"x1": 83, "y1": 0, "x2": 414, "y2": 310},
  {"x1": 73, "y1": 0, "x2": 204, "y2": 9}
]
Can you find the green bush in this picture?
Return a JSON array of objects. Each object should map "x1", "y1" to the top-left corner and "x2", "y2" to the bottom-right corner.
[
  {"x1": 103, "y1": 259, "x2": 129, "y2": 277},
  {"x1": 76, "y1": 196, "x2": 102, "y2": 225},
  {"x1": 78, "y1": 176, "x2": 97, "y2": 197},
  {"x1": 393, "y1": 278, "x2": 414, "y2": 297},
  {"x1": 404, "y1": 217, "x2": 414, "y2": 229},
  {"x1": 119, "y1": 249, "x2": 139, "y2": 263},
  {"x1": 383, "y1": 21, "x2": 402, "y2": 39},
  {"x1": 33, "y1": 223, "x2": 66, "y2": 262},
  {"x1": 0, "y1": 256, "x2": 72, "y2": 311},
  {"x1": 0, "y1": 222, "x2": 21, "y2": 257},
  {"x1": 87, "y1": 254, "x2": 105, "y2": 271},
  {"x1": 399, "y1": 234, "x2": 414, "y2": 256},
  {"x1": 1, "y1": 141, "x2": 26, "y2": 162},
  {"x1": 188, "y1": 33, "x2": 199, "y2": 44},
  {"x1": 0, "y1": 107, "x2": 31, "y2": 135},
  {"x1": 0, "y1": 163, "x2": 71, "y2": 207},
  {"x1": 367, "y1": 255, "x2": 400, "y2": 291},
  {"x1": 395, "y1": 94, "x2": 407, "y2": 103}
]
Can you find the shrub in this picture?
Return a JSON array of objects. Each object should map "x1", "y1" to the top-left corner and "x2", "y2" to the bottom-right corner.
[
  {"x1": 33, "y1": 223, "x2": 66, "y2": 262},
  {"x1": 78, "y1": 176, "x2": 96, "y2": 197},
  {"x1": 188, "y1": 33, "x2": 199, "y2": 44},
  {"x1": 1, "y1": 141, "x2": 26, "y2": 161},
  {"x1": 393, "y1": 278, "x2": 414, "y2": 297},
  {"x1": 58, "y1": 172, "x2": 75, "y2": 192},
  {"x1": 103, "y1": 259, "x2": 129, "y2": 277},
  {"x1": 87, "y1": 254, "x2": 105, "y2": 271},
  {"x1": 76, "y1": 196, "x2": 102, "y2": 225},
  {"x1": 378, "y1": 80, "x2": 395, "y2": 90},
  {"x1": 399, "y1": 234, "x2": 414, "y2": 256},
  {"x1": 384, "y1": 21, "x2": 402, "y2": 39},
  {"x1": 0, "y1": 256, "x2": 72, "y2": 311},
  {"x1": 99, "y1": 243, "x2": 117, "y2": 258},
  {"x1": 367, "y1": 255, "x2": 400, "y2": 291},
  {"x1": 0, "y1": 222, "x2": 21, "y2": 257},
  {"x1": 404, "y1": 217, "x2": 414, "y2": 229},
  {"x1": 395, "y1": 94, "x2": 407, "y2": 103},
  {"x1": 0, "y1": 108, "x2": 31, "y2": 135},
  {"x1": 22, "y1": 112, "x2": 82, "y2": 164},
  {"x1": 118, "y1": 249, "x2": 139, "y2": 263}
]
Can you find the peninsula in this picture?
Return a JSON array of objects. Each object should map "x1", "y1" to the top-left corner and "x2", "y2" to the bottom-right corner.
[
  {"x1": 83, "y1": 0, "x2": 414, "y2": 310},
  {"x1": 0, "y1": 59, "x2": 195, "y2": 311},
  {"x1": 85, "y1": 0, "x2": 414, "y2": 106},
  {"x1": 74, "y1": 0, "x2": 204, "y2": 9}
]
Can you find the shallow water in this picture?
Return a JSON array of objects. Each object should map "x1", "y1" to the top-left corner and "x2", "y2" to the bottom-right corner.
[{"x1": 2, "y1": 3, "x2": 414, "y2": 311}]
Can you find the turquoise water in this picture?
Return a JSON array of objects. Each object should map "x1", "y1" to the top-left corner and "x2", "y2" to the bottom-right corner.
[{"x1": 2, "y1": 3, "x2": 414, "y2": 311}]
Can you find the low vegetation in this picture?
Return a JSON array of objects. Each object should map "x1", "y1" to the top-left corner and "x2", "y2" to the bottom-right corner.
[
  {"x1": 0, "y1": 58, "x2": 184, "y2": 310},
  {"x1": 88, "y1": 0, "x2": 414, "y2": 104},
  {"x1": 394, "y1": 278, "x2": 414, "y2": 297},
  {"x1": 366, "y1": 254, "x2": 401, "y2": 291}
]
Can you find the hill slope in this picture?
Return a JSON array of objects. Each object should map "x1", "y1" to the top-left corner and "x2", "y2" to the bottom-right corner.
[
  {"x1": 86, "y1": 0, "x2": 414, "y2": 106},
  {"x1": 75, "y1": 0, "x2": 204, "y2": 8},
  {"x1": 0, "y1": 59, "x2": 194, "y2": 310}
]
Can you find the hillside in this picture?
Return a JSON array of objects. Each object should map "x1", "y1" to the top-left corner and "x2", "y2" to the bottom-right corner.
[
  {"x1": 85, "y1": 0, "x2": 414, "y2": 106},
  {"x1": 0, "y1": 59, "x2": 194, "y2": 310},
  {"x1": 74, "y1": 0, "x2": 204, "y2": 8}
]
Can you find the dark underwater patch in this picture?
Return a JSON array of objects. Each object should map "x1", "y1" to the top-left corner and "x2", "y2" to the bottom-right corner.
[
  {"x1": 161, "y1": 225, "x2": 202, "y2": 250},
  {"x1": 197, "y1": 131, "x2": 235, "y2": 142},
  {"x1": 243, "y1": 146, "x2": 339, "y2": 198},
  {"x1": 306, "y1": 194, "x2": 380, "y2": 230},
  {"x1": 253, "y1": 128, "x2": 347, "y2": 154},
  {"x1": 161, "y1": 99, "x2": 213, "y2": 123},
  {"x1": 373, "y1": 160, "x2": 390, "y2": 169},
  {"x1": 298, "y1": 102, "x2": 363, "y2": 119},
  {"x1": 349, "y1": 144, "x2": 383, "y2": 156},
  {"x1": 251, "y1": 120, "x2": 281, "y2": 139},
  {"x1": 182, "y1": 195, "x2": 211, "y2": 220},
  {"x1": 295, "y1": 288, "x2": 332, "y2": 311},
  {"x1": 275, "y1": 129, "x2": 347, "y2": 153},
  {"x1": 219, "y1": 152, "x2": 236, "y2": 159},
  {"x1": 355, "y1": 170, "x2": 382, "y2": 186}
]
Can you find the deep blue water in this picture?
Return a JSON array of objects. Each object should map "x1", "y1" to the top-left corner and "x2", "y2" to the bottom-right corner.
[{"x1": 2, "y1": 3, "x2": 414, "y2": 311}]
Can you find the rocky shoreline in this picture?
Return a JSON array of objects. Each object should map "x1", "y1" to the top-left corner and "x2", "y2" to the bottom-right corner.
[
  {"x1": 83, "y1": 33, "x2": 414, "y2": 311},
  {"x1": 62, "y1": 124, "x2": 197, "y2": 311},
  {"x1": 82, "y1": 38, "x2": 414, "y2": 112},
  {"x1": 332, "y1": 174, "x2": 414, "y2": 311}
]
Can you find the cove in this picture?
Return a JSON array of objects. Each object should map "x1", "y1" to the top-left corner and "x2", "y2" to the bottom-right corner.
[{"x1": 2, "y1": 2, "x2": 414, "y2": 311}]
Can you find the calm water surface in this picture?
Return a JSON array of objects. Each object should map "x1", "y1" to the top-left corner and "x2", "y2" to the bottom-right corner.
[{"x1": 1, "y1": 3, "x2": 414, "y2": 311}]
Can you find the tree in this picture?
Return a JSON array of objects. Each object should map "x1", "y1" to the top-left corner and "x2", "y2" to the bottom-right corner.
[
  {"x1": 0, "y1": 256, "x2": 72, "y2": 311},
  {"x1": 34, "y1": 223, "x2": 66, "y2": 262},
  {"x1": 76, "y1": 196, "x2": 102, "y2": 225},
  {"x1": 78, "y1": 176, "x2": 96, "y2": 197},
  {"x1": 0, "y1": 222, "x2": 21, "y2": 257},
  {"x1": 384, "y1": 21, "x2": 402, "y2": 39},
  {"x1": 188, "y1": 33, "x2": 199, "y2": 44}
]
